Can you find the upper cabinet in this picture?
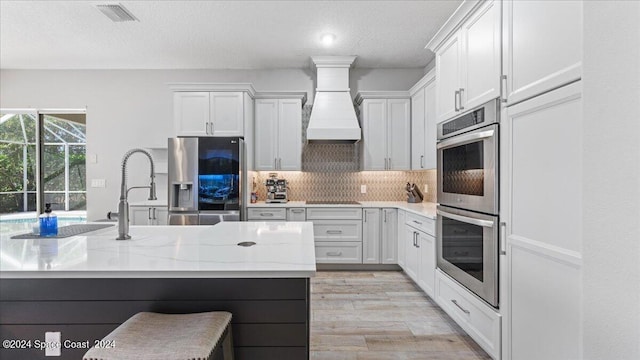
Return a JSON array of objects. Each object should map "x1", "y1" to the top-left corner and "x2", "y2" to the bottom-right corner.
[
  {"x1": 174, "y1": 92, "x2": 245, "y2": 136},
  {"x1": 410, "y1": 71, "x2": 437, "y2": 170},
  {"x1": 430, "y1": 0, "x2": 501, "y2": 123},
  {"x1": 254, "y1": 93, "x2": 306, "y2": 171},
  {"x1": 170, "y1": 84, "x2": 257, "y2": 138},
  {"x1": 502, "y1": 0, "x2": 582, "y2": 105},
  {"x1": 355, "y1": 92, "x2": 411, "y2": 171}
]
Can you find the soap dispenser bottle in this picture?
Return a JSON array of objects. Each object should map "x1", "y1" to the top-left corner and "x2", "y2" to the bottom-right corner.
[{"x1": 39, "y1": 203, "x2": 58, "y2": 237}]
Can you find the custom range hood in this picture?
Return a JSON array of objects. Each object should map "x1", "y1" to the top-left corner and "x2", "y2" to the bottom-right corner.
[{"x1": 306, "y1": 56, "x2": 361, "y2": 143}]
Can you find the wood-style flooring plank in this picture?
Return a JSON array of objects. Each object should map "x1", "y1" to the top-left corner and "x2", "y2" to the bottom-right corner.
[{"x1": 310, "y1": 271, "x2": 491, "y2": 360}]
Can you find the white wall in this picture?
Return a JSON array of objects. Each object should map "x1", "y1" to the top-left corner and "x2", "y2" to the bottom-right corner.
[
  {"x1": 583, "y1": 1, "x2": 640, "y2": 359},
  {"x1": 0, "y1": 68, "x2": 423, "y2": 220}
]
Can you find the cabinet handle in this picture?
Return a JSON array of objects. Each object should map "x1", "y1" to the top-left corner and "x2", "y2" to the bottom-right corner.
[
  {"x1": 413, "y1": 232, "x2": 417, "y2": 247},
  {"x1": 415, "y1": 232, "x2": 420, "y2": 248},
  {"x1": 384, "y1": 210, "x2": 387, "y2": 223},
  {"x1": 148, "y1": 208, "x2": 152, "y2": 220},
  {"x1": 451, "y1": 299, "x2": 470, "y2": 314},
  {"x1": 413, "y1": 220, "x2": 422, "y2": 225},
  {"x1": 291, "y1": 209, "x2": 304, "y2": 213},
  {"x1": 152, "y1": 207, "x2": 157, "y2": 220},
  {"x1": 327, "y1": 251, "x2": 342, "y2": 257},
  {"x1": 500, "y1": 222, "x2": 507, "y2": 255},
  {"x1": 326, "y1": 230, "x2": 343, "y2": 235},
  {"x1": 210, "y1": 122, "x2": 214, "y2": 134},
  {"x1": 384, "y1": 158, "x2": 388, "y2": 170},
  {"x1": 388, "y1": 158, "x2": 392, "y2": 169},
  {"x1": 260, "y1": 213, "x2": 274, "y2": 217},
  {"x1": 364, "y1": 211, "x2": 367, "y2": 222},
  {"x1": 459, "y1": 88, "x2": 465, "y2": 110},
  {"x1": 420, "y1": 155, "x2": 424, "y2": 168},
  {"x1": 454, "y1": 90, "x2": 460, "y2": 112},
  {"x1": 278, "y1": 158, "x2": 282, "y2": 169},
  {"x1": 501, "y1": 75, "x2": 508, "y2": 103},
  {"x1": 274, "y1": 158, "x2": 277, "y2": 169}
]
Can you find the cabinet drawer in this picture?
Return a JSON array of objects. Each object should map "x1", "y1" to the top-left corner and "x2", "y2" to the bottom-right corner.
[
  {"x1": 313, "y1": 220, "x2": 362, "y2": 242},
  {"x1": 306, "y1": 208, "x2": 362, "y2": 220},
  {"x1": 315, "y1": 241, "x2": 363, "y2": 263},
  {"x1": 435, "y1": 270, "x2": 500, "y2": 359},
  {"x1": 287, "y1": 208, "x2": 306, "y2": 221},
  {"x1": 247, "y1": 208, "x2": 287, "y2": 220},
  {"x1": 405, "y1": 213, "x2": 435, "y2": 236}
]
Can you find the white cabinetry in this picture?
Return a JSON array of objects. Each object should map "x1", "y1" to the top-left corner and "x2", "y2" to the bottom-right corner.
[
  {"x1": 355, "y1": 93, "x2": 411, "y2": 170},
  {"x1": 381, "y1": 208, "x2": 398, "y2": 264},
  {"x1": 436, "y1": 270, "x2": 501, "y2": 359},
  {"x1": 286, "y1": 208, "x2": 306, "y2": 221},
  {"x1": 410, "y1": 71, "x2": 437, "y2": 170},
  {"x1": 173, "y1": 92, "x2": 246, "y2": 137},
  {"x1": 431, "y1": 0, "x2": 501, "y2": 122},
  {"x1": 247, "y1": 208, "x2": 287, "y2": 221},
  {"x1": 397, "y1": 210, "x2": 406, "y2": 267},
  {"x1": 362, "y1": 208, "x2": 381, "y2": 264},
  {"x1": 502, "y1": 0, "x2": 582, "y2": 105},
  {"x1": 254, "y1": 95, "x2": 305, "y2": 171},
  {"x1": 362, "y1": 208, "x2": 398, "y2": 265},
  {"x1": 130, "y1": 205, "x2": 168, "y2": 225},
  {"x1": 501, "y1": 81, "x2": 583, "y2": 360},
  {"x1": 308, "y1": 208, "x2": 363, "y2": 264},
  {"x1": 403, "y1": 213, "x2": 436, "y2": 299}
]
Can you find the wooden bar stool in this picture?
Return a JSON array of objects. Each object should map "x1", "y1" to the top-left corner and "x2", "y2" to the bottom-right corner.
[{"x1": 83, "y1": 311, "x2": 233, "y2": 360}]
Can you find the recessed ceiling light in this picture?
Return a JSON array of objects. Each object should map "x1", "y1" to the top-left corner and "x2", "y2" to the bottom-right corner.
[
  {"x1": 321, "y1": 33, "x2": 336, "y2": 47},
  {"x1": 96, "y1": 3, "x2": 139, "y2": 22}
]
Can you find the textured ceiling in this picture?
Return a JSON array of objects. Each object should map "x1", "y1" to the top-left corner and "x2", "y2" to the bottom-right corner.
[{"x1": 0, "y1": 0, "x2": 462, "y2": 69}]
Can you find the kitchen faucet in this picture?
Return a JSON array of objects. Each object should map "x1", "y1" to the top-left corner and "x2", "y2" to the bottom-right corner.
[{"x1": 117, "y1": 149, "x2": 157, "y2": 240}]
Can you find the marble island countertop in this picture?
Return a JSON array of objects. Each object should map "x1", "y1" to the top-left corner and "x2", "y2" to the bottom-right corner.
[
  {"x1": 0, "y1": 222, "x2": 316, "y2": 279},
  {"x1": 248, "y1": 201, "x2": 437, "y2": 219}
]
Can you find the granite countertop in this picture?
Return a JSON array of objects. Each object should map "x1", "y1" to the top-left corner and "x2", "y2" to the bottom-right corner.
[
  {"x1": 248, "y1": 201, "x2": 437, "y2": 219},
  {"x1": 0, "y1": 222, "x2": 316, "y2": 279}
]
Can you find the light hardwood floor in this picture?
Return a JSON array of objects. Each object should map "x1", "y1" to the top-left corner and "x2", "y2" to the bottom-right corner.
[{"x1": 310, "y1": 271, "x2": 491, "y2": 360}]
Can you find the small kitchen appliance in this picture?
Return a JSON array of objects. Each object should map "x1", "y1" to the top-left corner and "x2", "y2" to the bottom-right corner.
[{"x1": 265, "y1": 175, "x2": 288, "y2": 203}]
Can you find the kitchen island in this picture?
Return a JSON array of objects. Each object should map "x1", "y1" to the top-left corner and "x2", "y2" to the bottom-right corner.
[{"x1": 0, "y1": 222, "x2": 315, "y2": 360}]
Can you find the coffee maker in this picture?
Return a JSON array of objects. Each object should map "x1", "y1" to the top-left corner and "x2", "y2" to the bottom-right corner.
[{"x1": 265, "y1": 175, "x2": 288, "y2": 203}]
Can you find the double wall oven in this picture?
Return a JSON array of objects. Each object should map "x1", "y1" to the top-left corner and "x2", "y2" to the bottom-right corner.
[{"x1": 436, "y1": 99, "x2": 500, "y2": 308}]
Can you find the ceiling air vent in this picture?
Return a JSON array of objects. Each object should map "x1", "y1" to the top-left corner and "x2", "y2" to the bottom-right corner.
[{"x1": 95, "y1": 3, "x2": 138, "y2": 22}]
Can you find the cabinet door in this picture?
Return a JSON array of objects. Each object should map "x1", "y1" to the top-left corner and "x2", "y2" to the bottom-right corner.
[
  {"x1": 153, "y1": 207, "x2": 168, "y2": 225},
  {"x1": 503, "y1": 0, "x2": 582, "y2": 105},
  {"x1": 362, "y1": 209, "x2": 381, "y2": 264},
  {"x1": 397, "y1": 210, "x2": 406, "y2": 267},
  {"x1": 411, "y1": 88, "x2": 426, "y2": 170},
  {"x1": 254, "y1": 99, "x2": 278, "y2": 170},
  {"x1": 435, "y1": 33, "x2": 461, "y2": 123},
  {"x1": 130, "y1": 207, "x2": 151, "y2": 225},
  {"x1": 417, "y1": 232, "x2": 436, "y2": 298},
  {"x1": 174, "y1": 92, "x2": 210, "y2": 136},
  {"x1": 210, "y1": 92, "x2": 244, "y2": 136},
  {"x1": 386, "y1": 99, "x2": 411, "y2": 170},
  {"x1": 404, "y1": 227, "x2": 419, "y2": 282},
  {"x1": 277, "y1": 99, "x2": 302, "y2": 171},
  {"x1": 460, "y1": 0, "x2": 501, "y2": 110},
  {"x1": 381, "y1": 208, "x2": 398, "y2": 264},
  {"x1": 423, "y1": 81, "x2": 437, "y2": 169},
  {"x1": 361, "y1": 99, "x2": 387, "y2": 170},
  {"x1": 503, "y1": 82, "x2": 582, "y2": 360}
]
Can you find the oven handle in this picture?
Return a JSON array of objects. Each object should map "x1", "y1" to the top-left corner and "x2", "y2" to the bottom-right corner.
[
  {"x1": 436, "y1": 129, "x2": 495, "y2": 150},
  {"x1": 437, "y1": 209, "x2": 495, "y2": 228}
]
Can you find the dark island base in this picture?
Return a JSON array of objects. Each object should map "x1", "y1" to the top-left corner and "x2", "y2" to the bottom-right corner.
[{"x1": 0, "y1": 277, "x2": 310, "y2": 360}]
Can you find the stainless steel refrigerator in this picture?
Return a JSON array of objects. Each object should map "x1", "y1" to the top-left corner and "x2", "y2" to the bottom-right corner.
[{"x1": 167, "y1": 137, "x2": 246, "y2": 225}]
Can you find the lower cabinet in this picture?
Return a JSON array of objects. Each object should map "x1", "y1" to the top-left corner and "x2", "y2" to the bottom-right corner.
[
  {"x1": 130, "y1": 205, "x2": 168, "y2": 225},
  {"x1": 381, "y1": 208, "x2": 398, "y2": 264},
  {"x1": 436, "y1": 270, "x2": 501, "y2": 359},
  {"x1": 308, "y1": 208, "x2": 363, "y2": 264},
  {"x1": 286, "y1": 208, "x2": 306, "y2": 221},
  {"x1": 362, "y1": 209, "x2": 381, "y2": 264},
  {"x1": 401, "y1": 213, "x2": 436, "y2": 299},
  {"x1": 397, "y1": 210, "x2": 406, "y2": 267},
  {"x1": 417, "y1": 231, "x2": 436, "y2": 298},
  {"x1": 247, "y1": 208, "x2": 286, "y2": 221}
]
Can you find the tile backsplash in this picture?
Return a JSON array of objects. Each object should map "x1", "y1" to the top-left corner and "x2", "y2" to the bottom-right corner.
[
  {"x1": 252, "y1": 103, "x2": 437, "y2": 203},
  {"x1": 253, "y1": 169, "x2": 436, "y2": 203}
]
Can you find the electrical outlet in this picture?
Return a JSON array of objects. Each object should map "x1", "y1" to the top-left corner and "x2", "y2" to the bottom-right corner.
[
  {"x1": 88, "y1": 153, "x2": 98, "y2": 164},
  {"x1": 360, "y1": 185, "x2": 367, "y2": 194},
  {"x1": 424, "y1": 184, "x2": 428, "y2": 193},
  {"x1": 91, "y1": 179, "x2": 106, "y2": 188}
]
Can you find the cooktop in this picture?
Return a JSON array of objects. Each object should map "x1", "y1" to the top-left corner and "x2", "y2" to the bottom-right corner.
[{"x1": 305, "y1": 200, "x2": 361, "y2": 205}]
